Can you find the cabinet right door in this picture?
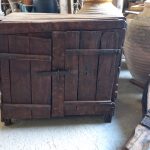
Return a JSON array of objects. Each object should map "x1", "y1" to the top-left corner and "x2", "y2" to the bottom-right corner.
[{"x1": 63, "y1": 30, "x2": 123, "y2": 116}]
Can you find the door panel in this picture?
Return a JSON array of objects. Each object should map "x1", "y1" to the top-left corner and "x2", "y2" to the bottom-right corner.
[
  {"x1": 31, "y1": 61, "x2": 51, "y2": 105},
  {"x1": 52, "y1": 31, "x2": 65, "y2": 117},
  {"x1": 96, "y1": 54, "x2": 116, "y2": 100},
  {"x1": 1, "y1": 34, "x2": 52, "y2": 119},
  {"x1": 65, "y1": 31, "x2": 80, "y2": 101},
  {"x1": 10, "y1": 60, "x2": 31, "y2": 104},
  {"x1": 64, "y1": 30, "x2": 120, "y2": 103}
]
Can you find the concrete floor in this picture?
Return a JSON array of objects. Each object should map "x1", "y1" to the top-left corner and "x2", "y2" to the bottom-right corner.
[{"x1": 0, "y1": 61, "x2": 143, "y2": 150}]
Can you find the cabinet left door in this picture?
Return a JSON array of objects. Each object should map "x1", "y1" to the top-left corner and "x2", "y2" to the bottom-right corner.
[{"x1": 0, "y1": 34, "x2": 52, "y2": 120}]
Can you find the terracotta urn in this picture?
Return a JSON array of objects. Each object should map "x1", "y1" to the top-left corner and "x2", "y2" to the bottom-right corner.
[
  {"x1": 23, "y1": 0, "x2": 33, "y2": 5},
  {"x1": 124, "y1": 0, "x2": 150, "y2": 84},
  {"x1": 78, "y1": 0, "x2": 122, "y2": 16}
]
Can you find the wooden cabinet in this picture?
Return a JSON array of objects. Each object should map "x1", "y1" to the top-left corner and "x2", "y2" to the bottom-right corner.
[{"x1": 0, "y1": 13, "x2": 126, "y2": 125}]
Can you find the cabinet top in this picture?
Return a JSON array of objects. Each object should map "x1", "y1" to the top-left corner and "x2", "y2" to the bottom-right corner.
[
  {"x1": 0, "y1": 13, "x2": 126, "y2": 34},
  {"x1": 2, "y1": 13, "x2": 124, "y2": 22}
]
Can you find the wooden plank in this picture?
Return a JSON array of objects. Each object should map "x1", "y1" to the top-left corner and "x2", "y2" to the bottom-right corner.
[
  {"x1": 67, "y1": 0, "x2": 74, "y2": 14},
  {"x1": 52, "y1": 31, "x2": 65, "y2": 117},
  {"x1": 65, "y1": 49, "x2": 120, "y2": 55},
  {"x1": 0, "y1": 61, "x2": 11, "y2": 103},
  {"x1": 9, "y1": 34, "x2": 31, "y2": 104},
  {"x1": 10, "y1": 60, "x2": 31, "y2": 104},
  {"x1": 111, "y1": 30, "x2": 125, "y2": 101},
  {"x1": 0, "y1": 19, "x2": 126, "y2": 34},
  {"x1": 8, "y1": 35, "x2": 29, "y2": 54},
  {"x1": 31, "y1": 61, "x2": 51, "y2": 105},
  {"x1": 0, "y1": 35, "x2": 9, "y2": 52},
  {"x1": 64, "y1": 101, "x2": 114, "y2": 116},
  {"x1": 0, "y1": 53, "x2": 51, "y2": 61},
  {"x1": 65, "y1": 31, "x2": 80, "y2": 101},
  {"x1": 2, "y1": 13, "x2": 124, "y2": 21},
  {"x1": 0, "y1": 35, "x2": 11, "y2": 104},
  {"x1": 126, "y1": 125, "x2": 150, "y2": 150},
  {"x1": 96, "y1": 31, "x2": 118, "y2": 100},
  {"x1": 78, "y1": 31, "x2": 102, "y2": 100},
  {"x1": 60, "y1": 0, "x2": 69, "y2": 14},
  {"x1": 29, "y1": 34, "x2": 51, "y2": 55},
  {"x1": 32, "y1": 107, "x2": 51, "y2": 119},
  {"x1": 2, "y1": 104, "x2": 51, "y2": 119}
]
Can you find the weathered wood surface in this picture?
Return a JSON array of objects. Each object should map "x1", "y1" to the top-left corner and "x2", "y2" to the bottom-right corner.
[
  {"x1": 126, "y1": 125, "x2": 150, "y2": 150},
  {"x1": 126, "y1": 80, "x2": 150, "y2": 150},
  {"x1": 2, "y1": 12, "x2": 124, "y2": 21},
  {"x1": 52, "y1": 32, "x2": 65, "y2": 117},
  {"x1": 0, "y1": 13, "x2": 126, "y2": 35},
  {"x1": 0, "y1": 13, "x2": 126, "y2": 124}
]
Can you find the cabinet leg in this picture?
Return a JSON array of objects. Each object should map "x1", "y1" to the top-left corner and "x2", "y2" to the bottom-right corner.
[
  {"x1": 104, "y1": 114, "x2": 112, "y2": 123},
  {"x1": 4, "y1": 119, "x2": 12, "y2": 126}
]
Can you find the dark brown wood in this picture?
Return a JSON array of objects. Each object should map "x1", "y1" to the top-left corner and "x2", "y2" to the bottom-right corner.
[
  {"x1": 2, "y1": 104, "x2": 51, "y2": 119},
  {"x1": 10, "y1": 60, "x2": 31, "y2": 104},
  {"x1": 65, "y1": 31, "x2": 80, "y2": 101},
  {"x1": 104, "y1": 113, "x2": 113, "y2": 123},
  {"x1": 64, "y1": 101, "x2": 114, "y2": 116},
  {"x1": 0, "y1": 60, "x2": 11, "y2": 104},
  {"x1": 96, "y1": 31, "x2": 119, "y2": 101},
  {"x1": 78, "y1": 31, "x2": 101, "y2": 100},
  {"x1": 52, "y1": 32, "x2": 65, "y2": 117},
  {"x1": 4, "y1": 119, "x2": 12, "y2": 126},
  {"x1": 0, "y1": 13, "x2": 126, "y2": 125},
  {"x1": 31, "y1": 61, "x2": 52, "y2": 105},
  {"x1": 0, "y1": 53, "x2": 51, "y2": 61}
]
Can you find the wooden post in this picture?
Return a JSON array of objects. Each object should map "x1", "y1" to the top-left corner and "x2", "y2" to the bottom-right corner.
[
  {"x1": 113, "y1": 0, "x2": 124, "y2": 12},
  {"x1": 0, "y1": 0, "x2": 4, "y2": 16},
  {"x1": 59, "y1": 0, "x2": 69, "y2": 14},
  {"x1": 68, "y1": 0, "x2": 74, "y2": 14},
  {"x1": 8, "y1": 0, "x2": 20, "y2": 12}
]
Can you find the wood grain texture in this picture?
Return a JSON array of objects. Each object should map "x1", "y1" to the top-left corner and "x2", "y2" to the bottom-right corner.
[
  {"x1": 64, "y1": 101, "x2": 114, "y2": 116},
  {"x1": 0, "y1": 35, "x2": 11, "y2": 104},
  {"x1": 96, "y1": 32, "x2": 118, "y2": 100},
  {"x1": 78, "y1": 31, "x2": 102, "y2": 100},
  {"x1": 9, "y1": 34, "x2": 31, "y2": 104},
  {"x1": 2, "y1": 104, "x2": 51, "y2": 119},
  {"x1": 0, "y1": 60, "x2": 11, "y2": 103},
  {"x1": 52, "y1": 31, "x2": 65, "y2": 117},
  {"x1": 65, "y1": 31, "x2": 80, "y2": 101},
  {"x1": 31, "y1": 61, "x2": 51, "y2": 105},
  {"x1": 0, "y1": 14, "x2": 126, "y2": 123},
  {"x1": 10, "y1": 60, "x2": 31, "y2": 104},
  {"x1": 0, "y1": 13, "x2": 126, "y2": 34},
  {"x1": 0, "y1": 35, "x2": 9, "y2": 52},
  {"x1": 29, "y1": 33, "x2": 51, "y2": 55},
  {"x1": 8, "y1": 35, "x2": 29, "y2": 54}
]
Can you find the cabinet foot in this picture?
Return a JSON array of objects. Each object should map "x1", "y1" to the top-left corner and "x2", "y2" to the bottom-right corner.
[
  {"x1": 4, "y1": 119, "x2": 12, "y2": 126},
  {"x1": 104, "y1": 114, "x2": 112, "y2": 123}
]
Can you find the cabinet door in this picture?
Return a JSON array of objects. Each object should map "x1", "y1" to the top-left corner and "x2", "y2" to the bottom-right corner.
[
  {"x1": 0, "y1": 34, "x2": 52, "y2": 119},
  {"x1": 52, "y1": 30, "x2": 123, "y2": 117}
]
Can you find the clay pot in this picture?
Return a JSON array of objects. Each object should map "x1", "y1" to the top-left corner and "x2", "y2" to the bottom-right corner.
[
  {"x1": 23, "y1": 0, "x2": 33, "y2": 5},
  {"x1": 124, "y1": 0, "x2": 150, "y2": 84},
  {"x1": 78, "y1": 0, "x2": 122, "y2": 16}
]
